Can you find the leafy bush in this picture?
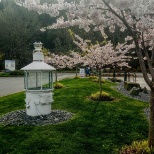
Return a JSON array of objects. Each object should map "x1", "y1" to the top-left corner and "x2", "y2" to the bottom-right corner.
[
  {"x1": 120, "y1": 140, "x2": 154, "y2": 154},
  {"x1": 74, "y1": 76, "x2": 80, "y2": 79},
  {"x1": 92, "y1": 78, "x2": 106, "y2": 83},
  {"x1": 0, "y1": 70, "x2": 24, "y2": 77},
  {"x1": 89, "y1": 76, "x2": 98, "y2": 79},
  {"x1": 0, "y1": 73, "x2": 10, "y2": 77},
  {"x1": 90, "y1": 91, "x2": 114, "y2": 101},
  {"x1": 90, "y1": 76, "x2": 106, "y2": 83},
  {"x1": 9, "y1": 70, "x2": 24, "y2": 76},
  {"x1": 54, "y1": 82, "x2": 64, "y2": 89}
]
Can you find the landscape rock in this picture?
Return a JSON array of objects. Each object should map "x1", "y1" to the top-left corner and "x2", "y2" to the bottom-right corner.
[
  {"x1": 129, "y1": 87, "x2": 140, "y2": 96},
  {"x1": 115, "y1": 81, "x2": 150, "y2": 102},
  {"x1": 124, "y1": 82, "x2": 141, "y2": 91},
  {"x1": 142, "y1": 87, "x2": 149, "y2": 94}
]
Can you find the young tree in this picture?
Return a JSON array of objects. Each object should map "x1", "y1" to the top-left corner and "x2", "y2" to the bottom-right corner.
[
  {"x1": 15, "y1": 0, "x2": 154, "y2": 147},
  {"x1": 73, "y1": 34, "x2": 131, "y2": 94},
  {"x1": 67, "y1": 51, "x2": 83, "y2": 77},
  {"x1": 45, "y1": 51, "x2": 83, "y2": 78}
]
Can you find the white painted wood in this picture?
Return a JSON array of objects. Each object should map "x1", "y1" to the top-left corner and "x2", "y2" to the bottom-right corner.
[{"x1": 25, "y1": 91, "x2": 53, "y2": 116}]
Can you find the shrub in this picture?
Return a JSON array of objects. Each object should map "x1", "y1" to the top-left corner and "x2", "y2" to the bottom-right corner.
[
  {"x1": 124, "y1": 82, "x2": 141, "y2": 91},
  {"x1": 89, "y1": 76, "x2": 98, "y2": 79},
  {"x1": 90, "y1": 91, "x2": 114, "y2": 101},
  {"x1": 92, "y1": 78, "x2": 106, "y2": 83},
  {"x1": 74, "y1": 76, "x2": 80, "y2": 79},
  {"x1": 9, "y1": 70, "x2": 24, "y2": 76},
  {"x1": 120, "y1": 140, "x2": 154, "y2": 154},
  {"x1": 0, "y1": 70, "x2": 24, "y2": 77},
  {"x1": 0, "y1": 73, "x2": 10, "y2": 77},
  {"x1": 54, "y1": 82, "x2": 64, "y2": 89}
]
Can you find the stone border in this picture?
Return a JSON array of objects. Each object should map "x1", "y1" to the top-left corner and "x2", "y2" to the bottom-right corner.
[
  {"x1": 0, "y1": 109, "x2": 73, "y2": 126},
  {"x1": 114, "y1": 81, "x2": 150, "y2": 102}
]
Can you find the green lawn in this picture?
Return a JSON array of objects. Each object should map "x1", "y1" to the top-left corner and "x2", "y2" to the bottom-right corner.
[{"x1": 0, "y1": 78, "x2": 148, "y2": 154}]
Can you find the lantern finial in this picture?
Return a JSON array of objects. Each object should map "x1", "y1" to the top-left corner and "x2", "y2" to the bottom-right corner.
[{"x1": 33, "y1": 42, "x2": 43, "y2": 52}]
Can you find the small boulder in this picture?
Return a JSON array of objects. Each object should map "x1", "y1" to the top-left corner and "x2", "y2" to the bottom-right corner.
[
  {"x1": 142, "y1": 87, "x2": 149, "y2": 94},
  {"x1": 124, "y1": 82, "x2": 140, "y2": 91},
  {"x1": 129, "y1": 87, "x2": 140, "y2": 96}
]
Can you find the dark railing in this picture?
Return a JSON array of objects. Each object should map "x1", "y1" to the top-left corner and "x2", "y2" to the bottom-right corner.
[
  {"x1": 102, "y1": 72, "x2": 137, "y2": 82},
  {"x1": 127, "y1": 72, "x2": 136, "y2": 82}
]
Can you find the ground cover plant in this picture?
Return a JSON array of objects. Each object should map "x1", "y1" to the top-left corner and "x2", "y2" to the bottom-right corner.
[
  {"x1": 121, "y1": 140, "x2": 154, "y2": 154},
  {"x1": 90, "y1": 91, "x2": 114, "y2": 101},
  {"x1": 53, "y1": 82, "x2": 65, "y2": 89},
  {"x1": 0, "y1": 70, "x2": 24, "y2": 77},
  {"x1": 0, "y1": 78, "x2": 149, "y2": 154}
]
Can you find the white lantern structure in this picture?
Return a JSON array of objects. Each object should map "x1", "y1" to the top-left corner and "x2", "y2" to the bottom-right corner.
[{"x1": 21, "y1": 42, "x2": 56, "y2": 116}]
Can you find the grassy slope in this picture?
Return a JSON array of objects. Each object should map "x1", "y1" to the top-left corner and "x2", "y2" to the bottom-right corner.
[{"x1": 0, "y1": 78, "x2": 148, "y2": 154}]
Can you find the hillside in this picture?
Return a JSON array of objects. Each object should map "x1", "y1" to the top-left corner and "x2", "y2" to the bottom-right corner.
[{"x1": 0, "y1": 0, "x2": 137, "y2": 70}]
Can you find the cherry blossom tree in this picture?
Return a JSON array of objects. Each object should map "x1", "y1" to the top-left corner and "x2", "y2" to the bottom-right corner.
[
  {"x1": 73, "y1": 34, "x2": 131, "y2": 94},
  {"x1": 45, "y1": 51, "x2": 83, "y2": 79},
  {"x1": 15, "y1": 0, "x2": 154, "y2": 147},
  {"x1": 45, "y1": 53, "x2": 69, "y2": 82},
  {"x1": 67, "y1": 51, "x2": 83, "y2": 77}
]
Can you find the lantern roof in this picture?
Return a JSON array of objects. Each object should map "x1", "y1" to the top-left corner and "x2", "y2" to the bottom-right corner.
[
  {"x1": 21, "y1": 43, "x2": 56, "y2": 71},
  {"x1": 21, "y1": 61, "x2": 56, "y2": 71}
]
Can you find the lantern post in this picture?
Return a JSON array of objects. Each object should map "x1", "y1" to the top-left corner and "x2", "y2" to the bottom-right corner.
[{"x1": 21, "y1": 42, "x2": 56, "y2": 116}]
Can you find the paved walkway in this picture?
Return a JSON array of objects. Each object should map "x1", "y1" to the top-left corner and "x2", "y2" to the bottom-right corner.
[
  {"x1": 104, "y1": 73, "x2": 151, "y2": 90},
  {"x1": 0, "y1": 72, "x2": 151, "y2": 97},
  {"x1": 129, "y1": 77, "x2": 150, "y2": 90},
  {"x1": 0, "y1": 73, "x2": 75, "y2": 97}
]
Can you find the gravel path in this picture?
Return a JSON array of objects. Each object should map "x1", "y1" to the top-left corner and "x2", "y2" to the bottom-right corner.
[
  {"x1": 115, "y1": 81, "x2": 150, "y2": 102},
  {"x1": 0, "y1": 109, "x2": 73, "y2": 126}
]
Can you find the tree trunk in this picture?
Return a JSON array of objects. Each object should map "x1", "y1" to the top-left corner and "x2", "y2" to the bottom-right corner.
[
  {"x1": 98, "y1": 69, "x2": 102, "y2": 94},
  {"x1": 55, "y1": 69, "x2": 57, "y2": 82},
  {"x1": 148, "y1": 89, "x2": 154, "y2": 147},
  {"x1": 113, "y1": 69, "x2": 116, "y2": 78},
  {"x1": 76, "y1": 66, "x2": 78, "y2": 77},
  {"x1": 151, "y1": 50, "x2": 154, "y2": 68},
  {"x1": 102, "y1": 0, "x2": 154, "y2": 148}
]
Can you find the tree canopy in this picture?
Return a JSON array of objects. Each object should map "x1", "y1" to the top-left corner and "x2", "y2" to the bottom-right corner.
[{"x1": 0, "y1": 0, "x2": 130, "y2": 69}]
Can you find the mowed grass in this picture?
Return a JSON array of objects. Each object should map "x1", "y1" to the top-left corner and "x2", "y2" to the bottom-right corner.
[{"x1": 0, "y1": 78, "x2": 148, "y2": 154}]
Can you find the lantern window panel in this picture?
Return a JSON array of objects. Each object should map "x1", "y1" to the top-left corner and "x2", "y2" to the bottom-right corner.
[
  {"x1": 42, "y1": 71, "x2": 53, "y2": 90},
  {"x1": 27, "y1": 71, "x2": 42, "y2": 90},
  {"x1": 24, "y1": 71, "x2": 53, "y2": 91}
]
